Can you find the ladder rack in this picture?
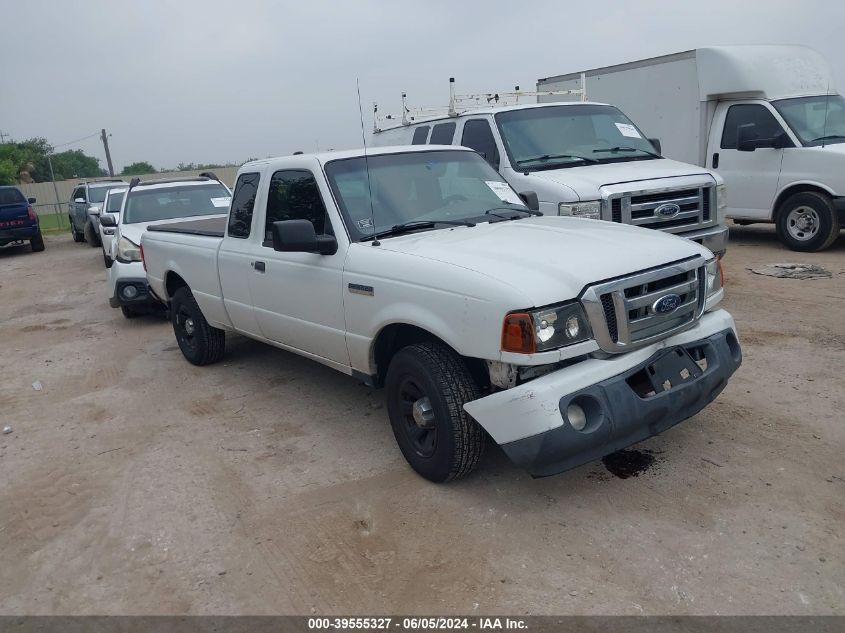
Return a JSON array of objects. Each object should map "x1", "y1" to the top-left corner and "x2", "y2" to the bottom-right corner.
[{"x1": 373, "y1": 76, "x2": 587, "y2": 133}]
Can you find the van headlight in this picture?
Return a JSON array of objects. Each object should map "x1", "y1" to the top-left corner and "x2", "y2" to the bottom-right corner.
[
  {"x1": 559, "y1": 201, "x2": 600, "y2": 219},
  {"x1": 116, "y1": 236, "x2": 141, "y2": 263},
  {"x1": 502, "y1": 302, "x2": 592, "y2": 354},
  {"x1": 704, "y1": 257, "x2": 724, "y2": 309}
]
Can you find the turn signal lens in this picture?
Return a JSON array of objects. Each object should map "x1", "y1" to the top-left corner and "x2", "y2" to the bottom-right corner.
[{"x1": 501, "y1": 312, "x2": 535, "y2": 354}]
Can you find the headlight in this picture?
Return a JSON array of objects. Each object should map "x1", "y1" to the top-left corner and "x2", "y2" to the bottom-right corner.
[
  {"x1": 502, "y1": 302, "x2": 592, "y2": 354},
  {"x1": 705, "y1": 257, "x2": 724, "y2": 309},
  {"x1": 716, "y1": 184, "x2": 727, "y2": 221},
  {"x1": 116, "y1": 236, "x2": 141, "y2": 263},
  {"x1": 559, "y1": 201, "x2": 600, "y2": 220}
]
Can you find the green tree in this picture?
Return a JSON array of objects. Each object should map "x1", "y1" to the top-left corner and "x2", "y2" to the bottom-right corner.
[
  {"x1": 50, "y1": 149, "x2": 102, "y2": 180},
  {"x1": 0, "y1": 159, "x2": 17, "y2": 185},
  {"x1": 121, "y1": 161, "x2": 156, "y2": 176},
  {"x1": 0, "y1": 137, "x2": 103, "y2": 182}
]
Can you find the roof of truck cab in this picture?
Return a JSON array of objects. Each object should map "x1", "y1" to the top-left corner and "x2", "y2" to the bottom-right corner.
[
  {"x1": 128, "y1": 178, "x2": 229, "y2": 192},
  {"x1": 242, "y1": 145, "x2": 477, "y2": 168}
]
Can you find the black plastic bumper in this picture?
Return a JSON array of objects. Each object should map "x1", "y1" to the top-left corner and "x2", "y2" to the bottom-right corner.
[
  {"x1": 501, "y1": 328, "x2": 742, "y2": 477},
  {"x1": 109, "y1": 278, "x2": 158, "y2": 308},
  {"x1": 0, "y1": 224, "x2": 39, "y2": 244}
]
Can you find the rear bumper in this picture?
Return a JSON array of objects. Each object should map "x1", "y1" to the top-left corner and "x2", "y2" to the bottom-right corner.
[
  {"x1": 0, "y1": 224, "x2": 39, "y2": 243},
  {"x1": 677, "y1": 223, "x2": 729, "y2": 257},
  {"x1": 463, "y1": 310, "x2": 741, "y2": 477}
]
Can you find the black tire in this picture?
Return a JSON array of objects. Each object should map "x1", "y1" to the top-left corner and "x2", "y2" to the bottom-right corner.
[
  {"x1": 71, "y1": 220, "x2": 83, "y2": 243},
  {"x1": 30, "y1": 231, "x2": 45, "y2": 252},
  {"x1": 385, "y1": 341, "x2": 484, "y2": 483},
  {"x1": 776, "y1": 191, "x2": 840, "y2": 252},
  {"x1": 103, "y1": 248, "x2": 113, "y2": 268},
  {"x1": 84, "y1": 220, "x2": 100, "y2": 247},
  {"x1": 170, "y1": 286, "x2": 225, "y2": 365},
  {"x1": 121, "y1": 305, "x2": 144, "y2": 319}
]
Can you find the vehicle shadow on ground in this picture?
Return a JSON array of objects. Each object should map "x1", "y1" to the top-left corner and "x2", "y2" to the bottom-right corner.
[
  {"x1": 728, "y1": 222, "x2": 845, "y2": 251},
  {"x1": 0, "y1": 243, "x2": 36, "y2": 259}
]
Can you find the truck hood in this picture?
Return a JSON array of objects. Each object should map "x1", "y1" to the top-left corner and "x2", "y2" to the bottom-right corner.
[
  {"x1": 119, "y1": 214, "x2": 226, "y2": 245},
  {"x1": 372, "y1": 216, "x2": 712, "y2": 307},
  {"x1": 527, "y1": 158, "x2": 715, "y2": 198}
]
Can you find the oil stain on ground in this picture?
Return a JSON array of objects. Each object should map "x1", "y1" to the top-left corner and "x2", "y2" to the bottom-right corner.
[{"x1": 602, "y1": 448, "x2": 658, "y2": 479}]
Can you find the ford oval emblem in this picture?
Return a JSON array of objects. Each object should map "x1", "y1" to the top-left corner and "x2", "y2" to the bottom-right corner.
[
  {"x1": 653, "y1": 293, "x2": 682, "y2": 314},
  {"x1": 655, "y1": 202, "x2": 681, "y2": 218}
]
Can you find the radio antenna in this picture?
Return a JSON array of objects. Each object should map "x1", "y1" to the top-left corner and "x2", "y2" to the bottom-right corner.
[{"x1": 357, "y1": 78, "x2": 379, "y2": 245}]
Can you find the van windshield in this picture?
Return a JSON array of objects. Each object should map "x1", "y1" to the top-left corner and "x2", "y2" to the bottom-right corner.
[
  {"x1": 773, "y1": 95, "x2": 845, "y2": 146},
  {"x1": 325, "y1": 150, "x2": 528, "y2": 240},
  {"x1": 495, "y1": 104, "x2": 661, "y2": 170},
  {"x1": 123, "y1": 183, "x2": 231, "y2": 224}
]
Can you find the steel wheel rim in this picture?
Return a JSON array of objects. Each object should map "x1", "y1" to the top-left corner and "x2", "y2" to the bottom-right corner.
[
  {"x1": 786, "y1": 205, "x2": 820, "y2": 241},
  {"x1": 175, "y1": 306, "x2": 198, "y2": 352},
  {"x1": 397, "y1": 376, "x2": 437, "y2": 458}
]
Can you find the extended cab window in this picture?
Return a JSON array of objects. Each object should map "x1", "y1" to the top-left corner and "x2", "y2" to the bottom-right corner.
[
  {"x1": 721, "y1": 104, "x2": 787, "y2": 149},
  {"x1": 227, "y1": 172, "x2": 260, "y2": 238},
  {"x1": 264, "y1": 170, "x2": 331, "y2": 245},
  {"x1": 461, "y1": 120, "x2": 500, "y2": 170},
  {"x1": 411, "y1": 126, "x2": 430, "y2": 145},
  {"x1": 429, "y1": 122, "x2": 456, "y2": 144}
]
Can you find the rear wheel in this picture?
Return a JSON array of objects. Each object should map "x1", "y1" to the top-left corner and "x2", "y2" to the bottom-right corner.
[
  {"x1": 84, "y1": 220, "x2": 100, "y2": 247},
  {"x1": 30, "y1": 231, "x2": 45, "y2": 252},
  {"x1": 170, "y1": 286, "x2": 225, "y2": 365},
  {"x1": 385, "y1": 341, "x2": 484, "y2": 482},
  {"x1": 776, "y1": 191, "x2": 840, "y2": 252}
]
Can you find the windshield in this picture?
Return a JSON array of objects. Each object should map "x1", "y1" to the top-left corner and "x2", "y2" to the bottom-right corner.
[
  {"x1": 123, "y1": 183, "x2": 231, "y2": 224},
  {"x1": 773, "y1": 95, "x2": 845, "y2": 146},
  {"x1": 88, "y1": 184, "x2": 126, "y2": 204},
  {"x1": 105, "y1": 190, "x2": 126, "y2": 213},
  {"x1": 325, "y1": 150, "x2": 528, "y2": 240},
  {"x1": 495, "y1": 104, "x2": 660, "y2": 170}
]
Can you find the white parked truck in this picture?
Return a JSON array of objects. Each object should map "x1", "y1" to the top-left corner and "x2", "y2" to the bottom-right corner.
[
  {"x1": 538, "y1": 45, "x2": 845, "y2": 251},
  {"x1": 372, "y1": 83, "x2": 729, "y2": 256},
  {"x1": 141, "y1": 146, "x2": 741, "y2": 482}
]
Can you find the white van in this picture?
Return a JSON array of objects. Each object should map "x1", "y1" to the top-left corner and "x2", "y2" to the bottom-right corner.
[{"x1": 372, "y1": 93, "x2": 729, "y2": 256}]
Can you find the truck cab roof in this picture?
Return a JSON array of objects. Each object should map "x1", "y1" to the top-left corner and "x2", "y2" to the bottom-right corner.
[{"x1": 241, "y1": 145, "x2": 476, "y2": 170}]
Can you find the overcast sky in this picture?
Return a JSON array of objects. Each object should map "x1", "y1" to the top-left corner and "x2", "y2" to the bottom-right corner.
[{"x1": 2, "y1": 0, "x2": 843, "y2": 172}]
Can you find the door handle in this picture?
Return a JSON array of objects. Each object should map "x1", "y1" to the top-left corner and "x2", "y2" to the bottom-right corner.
[
  {"x1": 712, "y1": 152, "x2": 720, "y2": 169},
  {"x1": 253, "y1": 261, "x2": 265, "y2": 273}
]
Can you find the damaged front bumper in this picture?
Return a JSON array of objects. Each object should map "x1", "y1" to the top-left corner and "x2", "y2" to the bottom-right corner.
[{"x1": 463, "y1": 310, "x2": 741, "y2": 477}]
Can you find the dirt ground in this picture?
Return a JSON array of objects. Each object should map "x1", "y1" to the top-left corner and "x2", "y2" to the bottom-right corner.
[{"x1": 0, "y1": 226, "x2": 842, "y2": 616}]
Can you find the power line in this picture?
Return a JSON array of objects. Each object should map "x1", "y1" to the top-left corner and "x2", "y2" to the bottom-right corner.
[{"x1": 53, "y1": 131, "x2": 101, "y2": 149}]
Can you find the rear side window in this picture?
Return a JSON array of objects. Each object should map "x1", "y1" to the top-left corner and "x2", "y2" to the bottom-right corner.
[
  {"x1": 411, "y1": 126, "x2": 430, "y2": 145},
  {"x1": 429, "y1": 122, "x2": 456, "y2": 145},
  {"x1": 461, "y1": 120, "x2": 500, "y2": 170},
  {"x1": 227, "y1": 172, "x2": 260, "y2": 238},
  {"x1": 264, "y1": 170, "x2": 331, "y2": 245},
  {"x1": 721, "y1": 104, "x2": 786, "y2": 149},
  {"x1": 0, "y1": 188, "x2": 25, "y2": 205},
  {"x1": 105, "y1": 191, "x2": 125, "y2": 213}
]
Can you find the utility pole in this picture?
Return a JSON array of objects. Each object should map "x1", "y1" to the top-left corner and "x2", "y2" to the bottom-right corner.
[
  {"x1": 0, "y1": 130, "x2": 9, "y2": 143},
  {"x1": 100, "y1": 128, "x2": 114, "y2": 176},
  {"x1": 46, "y1": 153, "x2": 64, "y2": 228}
]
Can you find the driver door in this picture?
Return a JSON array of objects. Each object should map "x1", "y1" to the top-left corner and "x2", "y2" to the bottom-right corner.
[{"x1": 710, "y1": 102, "x2": 790, "y2": 220}]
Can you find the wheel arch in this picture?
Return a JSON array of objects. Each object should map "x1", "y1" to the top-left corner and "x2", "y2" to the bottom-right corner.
[
  {"x1": 773, "y1": 182, "x2": 835, "y2": 218},
  {"x1": 370, "y1": 322, "x2": 488, "y2": 389},
  {"x1": 164, "y1": 270, "x2": 189, "y2": 301}
]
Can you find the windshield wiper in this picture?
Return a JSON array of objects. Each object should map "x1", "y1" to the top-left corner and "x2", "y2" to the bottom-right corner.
[
  {"x1": 518, "y1": 153, "x2": 599, "y2": 166},
  {"x1": 809, "y1": 134, "x2": 845, "y2": 143},
  {"x1": 593, "y1": 146, "x2": 662, "y2": 158},
  {"x1": 485, "y1": 207, "x2": 542, "y2": 221},
  {"x1": 359, "y1": 219, "x2": 475, "y2": 242}
]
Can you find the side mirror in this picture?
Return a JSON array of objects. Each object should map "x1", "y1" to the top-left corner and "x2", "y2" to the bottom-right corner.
[
  {"x1": 737, "y1": 123, "x2": 758, "y2": 152},
  {"x1": 99, "y1": 215, "x2": 117, "y2": 227},
  {"x1": 648, "y1": 138, "x2": 662, "y2": 155},
  {"x1": 74, "y1": 197, "x2": 86, "y2": 203},
  {"x1": 518, "y1": 191, "x2": 540, "y2": 212},
  {"x1": 28, "y1": 197, "x2": 36, "y2": 204},
  {"x1": 271, "y1": 219, "x2": 337, "y2": 255}
]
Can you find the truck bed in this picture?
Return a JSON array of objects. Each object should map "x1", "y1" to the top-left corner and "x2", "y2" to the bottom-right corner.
[{"x1": 147, "y1": 216, "x2": 227, "y2": 238}]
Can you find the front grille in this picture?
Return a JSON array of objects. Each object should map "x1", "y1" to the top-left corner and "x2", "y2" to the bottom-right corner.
[
  {"x1": 607, "y1": 186, "x2": 714, "y2": 233},
  {"x1": 582, "y1": 258, "x2": 706, "y2": 353}
]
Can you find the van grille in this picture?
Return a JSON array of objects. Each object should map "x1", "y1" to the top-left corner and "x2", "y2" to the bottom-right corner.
[
  {"x1": 582, "y1": 258, "x2": 706, "y2": 353},
  {"x1": 607, "y1": 186, "x2": 714, "y2": 233}
]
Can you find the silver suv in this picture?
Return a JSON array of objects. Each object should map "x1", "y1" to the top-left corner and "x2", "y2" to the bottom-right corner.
[{"x1": 68, "y1": 179, "x2": 128, "y2": 246}]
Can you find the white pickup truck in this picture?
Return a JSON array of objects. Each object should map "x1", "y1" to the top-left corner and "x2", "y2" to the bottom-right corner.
[{"x1": 142, "y1": 146, "x2": 742, "y2": 482}]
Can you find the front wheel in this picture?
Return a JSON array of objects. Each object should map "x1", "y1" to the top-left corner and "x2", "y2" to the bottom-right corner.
[
  {"x1": 170, "y1": 286, "x2": 225, "y2": 365},
  {"x1": 71, "y1": 221, "x2": 83, "y2": 243},
  {"x1": 103, "y1": 248, "x2": 113, "y2": 268},
  {"x1": 31, "y1": 231, "x2": 45, "y2": 252},
  {"x1": 776, "y1": 191, "x2": 840, "y2": 252},
  {"x1": 385, "y1": 341, "x2": 485, "y2": 483}
]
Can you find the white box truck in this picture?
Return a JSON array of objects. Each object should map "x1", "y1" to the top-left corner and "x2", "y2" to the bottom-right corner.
[{"x1": 538, "y1": 45, "x2": 845, "y2": 252}]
